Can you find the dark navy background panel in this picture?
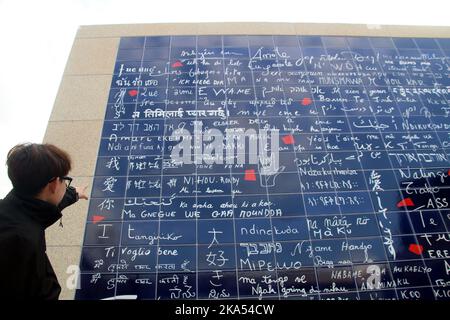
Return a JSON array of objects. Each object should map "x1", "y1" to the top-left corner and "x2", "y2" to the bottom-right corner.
[{"x1": 75, "y1": 35, "x2": 450, "y2": 300}]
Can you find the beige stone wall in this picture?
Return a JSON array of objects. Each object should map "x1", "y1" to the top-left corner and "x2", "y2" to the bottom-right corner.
[{"x1": 42, "y1": 22, "x2": 450, "y2": 300}]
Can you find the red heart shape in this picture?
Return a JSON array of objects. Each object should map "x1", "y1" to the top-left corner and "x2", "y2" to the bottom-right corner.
[
  {"x1": 172, "y1": 60, "x2": 183, "y2": 68},
  {"x1": 396, "y1": 198, "x2": 415, "y2": 208},
  {"x1": 408, "y1": 244, "x2": 423, "y2": 256},
  {"x1": 244, "y1": 169, "x2": 257, "y2": 181},
  {"x1": 301, "y1": 97, "x2": 312, "y2": 106},
  {"x1": 92, "y1": 215, "x2": 106, "y2": 224},
  {"x1": 128, "y1": 89, "x2": 138, "y2": 97},
  {"x1": 282, "y1": 135, "x2": 295, "y2": 145}
]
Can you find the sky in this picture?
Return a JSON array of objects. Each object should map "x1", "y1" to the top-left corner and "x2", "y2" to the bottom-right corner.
[{"x1": 0, "y1": 0, "x2": 449, "y2": 198}]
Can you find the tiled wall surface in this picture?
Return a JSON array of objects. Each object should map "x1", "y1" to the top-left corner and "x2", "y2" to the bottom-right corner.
[{"x1": 43, "y1": 22, "x2": 450, "y2": 299}]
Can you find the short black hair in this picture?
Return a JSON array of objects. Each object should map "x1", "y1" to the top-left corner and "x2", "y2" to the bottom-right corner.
[{"x1": 6, "y1": 143, "x2": 72, "y2": 196}]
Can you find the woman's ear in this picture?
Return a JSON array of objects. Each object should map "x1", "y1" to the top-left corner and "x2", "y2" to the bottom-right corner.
[{"x1": 48, "y1": 178, "x2": 58, "y2": 194}]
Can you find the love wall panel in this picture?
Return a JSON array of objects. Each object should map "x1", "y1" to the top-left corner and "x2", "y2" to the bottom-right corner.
[{"x1": 75, "y1": 35, "x2": 450, "y2": 300}]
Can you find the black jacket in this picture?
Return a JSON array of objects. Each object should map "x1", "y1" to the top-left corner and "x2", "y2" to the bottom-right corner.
[{"x1": 0, "y1": 187, "x2": 78, "y2": 300}]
